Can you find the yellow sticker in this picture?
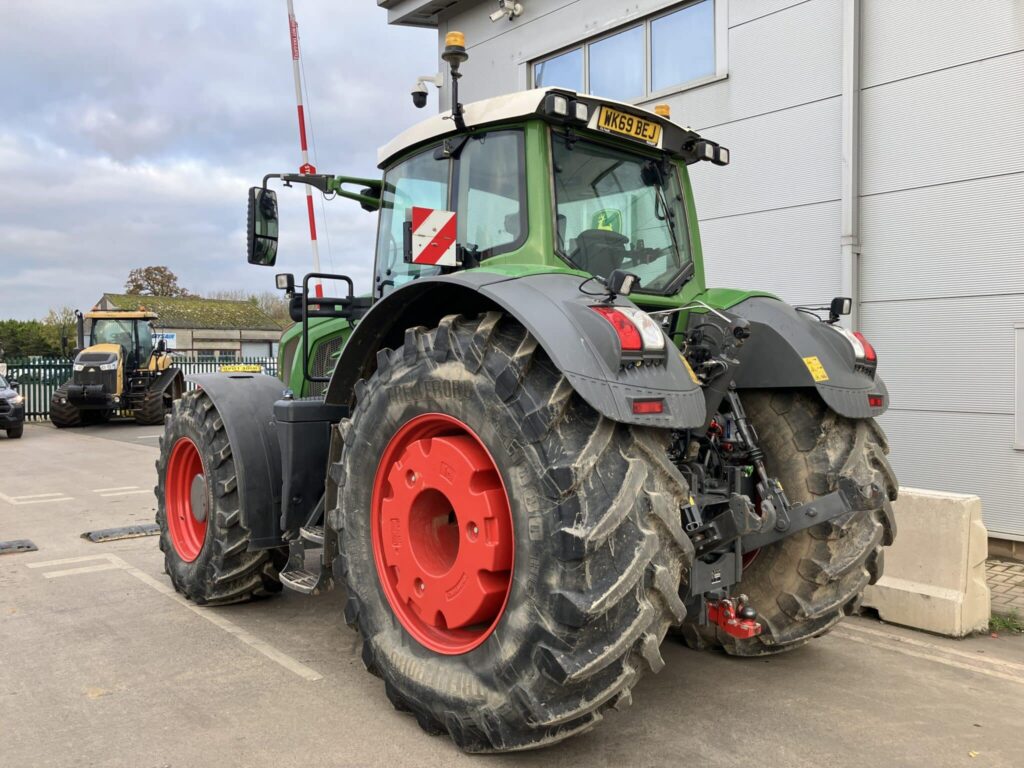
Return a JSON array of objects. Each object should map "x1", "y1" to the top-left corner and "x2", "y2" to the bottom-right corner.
[
  {"x1": 802, "y1": 356, "x2": 829, "y2": 382},
  {"x1": 219, "y1": 363, "x2": 263, "y2": 373},
  {"x1": 679, "y1": 352, "x2": 699, "y2": 385}
]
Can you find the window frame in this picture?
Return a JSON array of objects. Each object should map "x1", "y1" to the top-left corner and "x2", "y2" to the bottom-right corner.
[{"x1": 529, "y1": 0, "x2": 728, "y2": 103}]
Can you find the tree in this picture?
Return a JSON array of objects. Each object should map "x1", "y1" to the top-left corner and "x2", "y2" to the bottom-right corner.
[
  {"x1": 124, "y1": 266, "x2": 190, "y2": 297},
  {"x1": 43, "y1": 306, "x2": 79, "y2": 355},
  {"x1": 0, "y1": 320, "x2": 61, "y2": 358}
]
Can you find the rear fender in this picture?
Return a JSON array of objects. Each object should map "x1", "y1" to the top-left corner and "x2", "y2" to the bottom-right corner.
[
  {"x1": 187, "y1": 373, "x2": 286, "y2": 550},
  {"x1": 150, "y1": 367, "x2": 185, "y2": 398},
  {"x1": 326, "y1": 271, "x2": 706, "y2": 429},
  {"x1": 727, "y1": 297, "x2": 889, "y2": 418}
]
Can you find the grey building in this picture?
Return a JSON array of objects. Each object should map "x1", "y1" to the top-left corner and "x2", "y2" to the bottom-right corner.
[{"x1": 379, "y1": 0, "x2": 1024, "y2": 543}]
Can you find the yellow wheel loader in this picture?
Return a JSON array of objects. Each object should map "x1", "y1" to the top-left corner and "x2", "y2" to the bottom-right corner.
[{"x1": 50, "y1": 309, "x2": 184, "y2": 427}]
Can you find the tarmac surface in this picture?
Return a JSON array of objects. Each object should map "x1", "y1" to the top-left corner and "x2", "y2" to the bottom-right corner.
[{"x1": 2, "y1": 421, "x2": 1023, "y2": 767}]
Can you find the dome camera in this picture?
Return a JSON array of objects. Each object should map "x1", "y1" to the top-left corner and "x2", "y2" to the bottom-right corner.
[{"x1": 411, "y1": 82, "x2": 429, "y2": 109}]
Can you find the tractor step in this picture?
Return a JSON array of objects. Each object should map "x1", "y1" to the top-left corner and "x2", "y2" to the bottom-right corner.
[
  {"x1": 300, "y1": 525, "x2": 324, "y2": 546},
  {"x1": 279, "y1": 565, "x2": 329, "y2": 595}
]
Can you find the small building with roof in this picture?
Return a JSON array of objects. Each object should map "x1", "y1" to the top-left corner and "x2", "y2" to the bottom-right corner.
[{"x1": 93, "y1": 294, "x2": 285, "y2": 361}]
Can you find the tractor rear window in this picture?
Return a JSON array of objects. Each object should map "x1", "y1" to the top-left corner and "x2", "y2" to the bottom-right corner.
[{"x1": 552, "y1": 136, "x2": 692, "y2": 293}]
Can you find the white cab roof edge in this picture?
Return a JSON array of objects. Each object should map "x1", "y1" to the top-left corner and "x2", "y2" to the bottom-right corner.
[{"x1": 376, "y1": 87, "x2": 686, "y2": 167}]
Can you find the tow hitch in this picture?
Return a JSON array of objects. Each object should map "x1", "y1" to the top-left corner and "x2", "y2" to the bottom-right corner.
[{"x1": 707, "y1": 594, "x2": 762, "y2": 639}]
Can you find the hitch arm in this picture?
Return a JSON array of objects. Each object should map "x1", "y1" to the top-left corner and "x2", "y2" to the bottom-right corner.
[{"x1": 741, "y1": 481, "x2": 856, "y2": 553}]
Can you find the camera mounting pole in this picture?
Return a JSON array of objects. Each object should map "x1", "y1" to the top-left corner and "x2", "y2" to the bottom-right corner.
[{"x1": 441, "y1": 32, "x2": 469, "y2": 132}]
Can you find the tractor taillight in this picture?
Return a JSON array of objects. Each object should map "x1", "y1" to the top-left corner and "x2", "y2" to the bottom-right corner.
[
  {"x1": 631, "y1": 399, "x2": 664, "y2": 415},
  {"x1": 853, "y1": 331, "x2": 876, "y2": 363},
  {"x1": 868, "y1": 394, "x2": 884, "y2": 408},
  {"x1": 591, "y1": 306, "x2": 642, "y2": 351},
  {"x1": 590, "y1": 306, "x2": 666, "y2": 355}
]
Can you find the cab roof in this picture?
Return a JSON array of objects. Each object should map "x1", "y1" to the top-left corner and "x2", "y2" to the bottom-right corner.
[
  {"x1": 86, "y1": 310, "x2": 158, "y2": 320},
  {"x1": 377, "y1": 87, "x2": 705, "y2": 168}
]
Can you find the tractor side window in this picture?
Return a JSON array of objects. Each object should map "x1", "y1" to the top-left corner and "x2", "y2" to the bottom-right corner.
[
  {"x1": 137, "y1": 322, "x2": 154, "y2": 361},
  {"x1": 375, "y1": 149, "x2": 450, "y2": 294},
  {"x1": 454, "y1": 131, "x2": 526, "y2": 258}
]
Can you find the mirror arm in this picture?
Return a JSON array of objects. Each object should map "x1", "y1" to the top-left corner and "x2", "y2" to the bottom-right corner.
[{"x1": 260, "y1": 173, "x2": 382, "y2": 209}]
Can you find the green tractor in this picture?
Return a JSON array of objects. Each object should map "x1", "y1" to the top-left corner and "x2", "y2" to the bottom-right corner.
[{"x1": 155, "y1": 33, "x2": 896, "y2": 752}]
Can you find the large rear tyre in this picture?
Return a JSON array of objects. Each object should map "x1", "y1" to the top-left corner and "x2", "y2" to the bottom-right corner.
[
  {"x1": 680, "y1": 390, "x2": 897, "y2": 656},
  {"x1": 49, "y1": 386, "x2": 82, "y2": 428},
  {"x1": 331, "y1": 313, "x2": 693, "y2": 752},
  {"x1": 155, "y1": 390, "x2": 285, "y2": 605}
]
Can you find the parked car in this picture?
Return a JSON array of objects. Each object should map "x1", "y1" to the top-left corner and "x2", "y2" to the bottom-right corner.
[{"x1": 0, "y1": 373, "x2": 25, "y2": 438}]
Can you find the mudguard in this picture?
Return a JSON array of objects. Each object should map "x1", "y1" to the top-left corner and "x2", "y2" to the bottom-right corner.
[
  {"x1": 186, "y1": 373, "x2": 286, "y2": 550},
  {"x1": 727, "y1": 297, "x2": 889, "y2": 419},
  {"x1": 150, "y1": 367, "x2": 185, "y2": 397},
  {"x1": 325, "y1": 271, "x2": 706, "y2": 429}
]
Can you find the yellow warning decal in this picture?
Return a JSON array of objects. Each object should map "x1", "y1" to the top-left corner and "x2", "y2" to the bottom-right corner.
[
  {"x1": 219, "y1": 363, "x2": 262, "y2": 373},
  {"x1": 679, "y1": 352, "x2": 699, "y2": 385},
  {"x1": 802, "y1": 356, "x2": 829, "y2": 382}
]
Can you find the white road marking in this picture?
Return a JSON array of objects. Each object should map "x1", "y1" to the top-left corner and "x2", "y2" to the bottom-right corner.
[
  {"x1": 0, "y1": 491, "x2": 74, "y2": 505},
  {"x1": 26, "y1": 553, "x2": 323, "y2": 682},
  {"x1": 43, "y1": 563, "x2": 125, "y2": 578},
  {"x1": 834, "y1": 628, "x2": 1024, "y2": 687},
  {"x1": 27, "y1": 555, "x2": 113, "y2": 569},
  {"x1": 135, "y1": 434, "x2": 161, "y2": 440},
  {"x1": 840, "y1": 621, "x2": 1024, "y2": 675},
  {"x1": 91, "y1": 486, "x2": 139, "y2": 493},
  {"x1": 98, "y1": 489, "x2": 152, "y2": 497}
]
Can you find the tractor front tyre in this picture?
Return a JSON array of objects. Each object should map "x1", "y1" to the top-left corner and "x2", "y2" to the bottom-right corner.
[
  {"x1": 135, "y1": 388, "x2": 168, "y2": 425},
  {"x1": 332, "y1": 313, "x2": 693, "y2": 752},
  {"x1": 681, "y1": 390, "x2": 897, "y2": 656},
  {"x1": 155, "y1": 390, "x2": 284, "y2": 605},
  {"x1": 49, "y1": 386, "x2": 82, "y2": 428}
]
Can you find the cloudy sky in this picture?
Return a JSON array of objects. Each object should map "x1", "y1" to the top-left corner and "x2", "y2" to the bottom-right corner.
[{"x1": 0, "y1": 1, "x2": 437, "y2": 319}]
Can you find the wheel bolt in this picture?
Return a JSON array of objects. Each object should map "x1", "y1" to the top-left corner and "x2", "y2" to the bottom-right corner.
[
  {"x1": 406, "y1": 470, "x2": 417, "y2": 485},
  {"x1": 468, "y1": 523, "x2": 479, "y2": 541},
  {"x1": 415, "y1": 578, "x2": 425, "y2": 593}
]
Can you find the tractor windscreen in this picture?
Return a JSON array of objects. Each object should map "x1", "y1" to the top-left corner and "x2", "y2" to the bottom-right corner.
[
  {"x1": 91, "y1": 319, "x2": 135, "y2": 350},
  {"x1": 552, "y1": 137, "x2": 692, "y2": 293}
]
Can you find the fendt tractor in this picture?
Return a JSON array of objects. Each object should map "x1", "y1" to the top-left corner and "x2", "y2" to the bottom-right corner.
[
  {"x1": 155, "y1": 34, "x2": 897, "y2": 752},
  {"x1": 51, "y1": 308, "x2": 184, "y2": 427}
]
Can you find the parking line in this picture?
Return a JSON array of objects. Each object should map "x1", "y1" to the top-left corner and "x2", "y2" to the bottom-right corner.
[
  {"x1": 135, "y1": 434, "x2": 161, "y2": 440},
  {"x1": 91, "y1": 486, "x2": 139, "y2": 493},
  {"x1": 98, "y1": 489, "x2": 152, "y2": 497},
  {"x1": 43, "y1": 563, "x2": 124, "y2": 578},
  {"x1": 26, "y1": 553, "x2": 324, "y2": 682},
  {"x1": 0, "y1": 491, "x2": 74, "y2": 505}
]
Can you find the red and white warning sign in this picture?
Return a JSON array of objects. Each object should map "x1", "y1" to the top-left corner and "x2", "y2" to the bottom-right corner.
[{"x1": 409, "y1": 207, "x2": 458, "y2": 266}]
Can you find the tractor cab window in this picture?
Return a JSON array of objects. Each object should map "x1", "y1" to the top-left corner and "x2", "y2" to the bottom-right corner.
[
  {"x1": 374, "y1": 130, "x2": 526, "y2": 297},
  {"x1": 455, "y1": 131, "x2": 526, "y2": 257},
  {"x1": 92, "y1": 319, "x2": 135, "y2": 351},
  {"x1": 137, "y1": 322, "x2": 155, "y2": 361},
  {"x1": 375, "y1": 150, "x2": 449, "y2": 295},
  {"x1": 552, "y1": 136, "x2": 692, "y2": 293}
]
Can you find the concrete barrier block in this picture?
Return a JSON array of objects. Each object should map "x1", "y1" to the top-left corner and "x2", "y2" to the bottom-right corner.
[{"x1": 862, "y1": 487, "x2": 991, "y2": 637}]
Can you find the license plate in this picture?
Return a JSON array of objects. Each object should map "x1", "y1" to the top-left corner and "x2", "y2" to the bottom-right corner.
[{"x1": 596, "y1": 106, "x2": 662, "y2": 146}]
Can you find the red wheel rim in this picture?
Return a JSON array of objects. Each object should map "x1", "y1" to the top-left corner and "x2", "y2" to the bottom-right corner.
[
  {"x1": 166, "y1": 437, "x2": 208, "y2": 563},
  {"x1": 371, "y1": 413, "x2": 514, "y2": 655}
]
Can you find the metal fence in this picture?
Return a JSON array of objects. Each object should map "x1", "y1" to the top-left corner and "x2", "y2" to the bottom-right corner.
[{"x1": 2, "y1": 356, "x2": 279, "y2": 421}]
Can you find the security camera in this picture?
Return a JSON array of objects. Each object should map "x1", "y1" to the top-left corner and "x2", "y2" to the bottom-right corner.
[
  {"x1": 410, "y1": 73, "x2": 443, "y2": 109},
  {"x1": 411, "y1": 82, "x2": 428, "y2": 109},
  {"x1": 490, "y1": 0, "x2": 523, "y2": 22}
]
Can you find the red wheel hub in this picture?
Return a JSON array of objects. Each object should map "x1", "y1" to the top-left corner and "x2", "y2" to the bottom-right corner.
[
  {"x1": 371, "y1": 414, "x2": 513, "y2": 655},
  {"x1": 165, "y1": 437, "x2": 208, "y2": 562}
]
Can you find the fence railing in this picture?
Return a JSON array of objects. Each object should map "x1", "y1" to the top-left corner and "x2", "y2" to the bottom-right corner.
[{"x1": 1, "y1": 356, "x2": 279, "y2": 421}]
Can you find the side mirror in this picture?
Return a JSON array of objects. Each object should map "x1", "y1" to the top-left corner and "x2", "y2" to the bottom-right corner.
[
  {"x1": 155, "y1": 339, "x2": 167, "y2": 354},
  {"x1": 9, "y1": 379, "x2": 19, "y2": 391},
  {"x1": 829, "y1": 296, "x2": 853, "y2": 323},
  {"x1": 247, "y1": 187, "x2": 279, "y2": 266}
]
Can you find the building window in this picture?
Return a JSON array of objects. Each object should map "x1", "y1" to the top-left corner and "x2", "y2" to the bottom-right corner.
[{"x1": 532, "y1": 0, "x2": 722, "y2": 101}]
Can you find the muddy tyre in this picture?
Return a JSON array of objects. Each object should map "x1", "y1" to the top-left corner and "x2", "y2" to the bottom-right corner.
[
  {"x1": 330, "y1": 312, "x2": 694, "y2": 752},
  {"x1": 155, "y1": 390, "x2": 285, "y2": 605},
  {"x1": 680, "y1": 390, "x2": 897, "y2": 656},
  {"x1": 49, "y1": 386, "x2": 82, "y2": 428}
]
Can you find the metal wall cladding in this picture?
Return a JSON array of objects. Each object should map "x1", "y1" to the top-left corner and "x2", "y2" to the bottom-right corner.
[
  {"x1": 861, "y1": 295, "x2": 1024, "y2": 416},
  {"x1": 728, "y1": 0, "x2": 807, "y2": 27},
  {"x1": 860, "y1": 50, "x2": 1024, "y2": 196},
  {"x1": 878, "y1": 409, "x2": 1024, "y2": 540},
  {"x1": 700, "y1": 200, "x2": 841, "y2": 306},
  {"x1": 860, "y1": 173, "x2": 1024, "y2": 303},
  {"x1": 649, "y1": 0, "x2": 841, "y2": 130},
  {"x1": 862, "y1": 0, "x2": 1024, "y2": 88}
]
